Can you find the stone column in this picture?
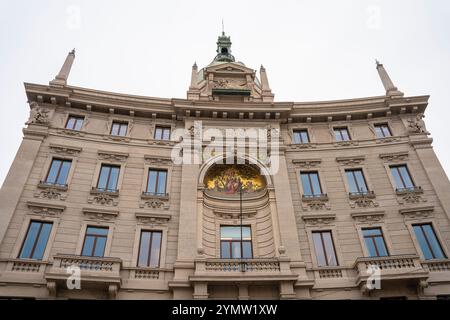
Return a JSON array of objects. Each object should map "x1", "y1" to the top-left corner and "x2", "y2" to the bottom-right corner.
[{"x1": 0, "y1": 125, "x2": 47, "y2": 246}]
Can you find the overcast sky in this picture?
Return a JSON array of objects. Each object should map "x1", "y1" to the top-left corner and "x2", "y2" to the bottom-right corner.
[{"x1": 1, "y1": 0, "x2": 449, "y2": 186}]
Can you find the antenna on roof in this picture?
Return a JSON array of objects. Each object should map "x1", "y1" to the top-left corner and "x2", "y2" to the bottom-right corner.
[{"x1": 222, "y1": 19, "x2": 225, "y2": 35}]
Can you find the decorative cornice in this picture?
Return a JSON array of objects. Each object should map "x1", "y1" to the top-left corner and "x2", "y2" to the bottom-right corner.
[
  {"x1": 302, "y1": 213, "x2": 336, "y2": 226},
  {"x1": 135, "y1": 212, "x2": 171, "y2": 225},
  {"x1": 399, "y1": 206, "x2": 434, "y2": 220},
  {"x1": 49, "y1": 143, "x2": 82, "y2": 155},
  {"x1": 144, "y1": 155, "x2": 173, "y2": 166},
  {"x1": 379, "y1": 151, "x2": 409, "y2": 162},
  {"x1": 336, "y1": 155, "x2": 365, "y2": 166},
  {"x1": 292, "y1": 158, "x2": 321, "y2": 169},
  {"x1": 351, "y1": 210, "x2": 385, "y2": 224},
  {"x1": 27, "y1": 201, "x2": 66, "y2": 216},
  {"x1": 82, "y1": 207, "x2": 119, "y2": 221},
  {"x1": 98, "y1": 150, "x2": 129, "y2": 162}
]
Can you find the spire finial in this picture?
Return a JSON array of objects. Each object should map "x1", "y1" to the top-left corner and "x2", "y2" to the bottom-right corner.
[
  {"x1": 222, "y1": 19, "x2": 225, "y2": 35},
  {"x1": 49, "y1": 48, "x2": 76, "y2": 87},
  {"x1": 374, "y1": 59, "x2": 404, "y2": 97}
]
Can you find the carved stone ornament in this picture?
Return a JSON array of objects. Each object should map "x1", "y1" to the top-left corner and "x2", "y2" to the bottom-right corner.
[
  {"x1": 350, "y1": 194, "x2": 379, "y2": 209},
  {"x1": 399, "y1": 206, "x2": 434, "y2": 220},
  {"x1": 301, "y1": 195, "x2": 331, "y2": 211},
  {"x1": 135, "y1": 212, "x2": 171, "y2": 226},
  {"x1": 26, "y1": 102, "x2": 50, "y2": 125},
  {"x1": 302, "y1": 213, "x2": 336, "y2": 226},
  {"x1": 82, "y1": 208, "x2": 119, "y2": 221},
  {"x1": 379, "y1": 152, "x2": 409, "y2": 163},
  {"x1": 98, "y1": 151, "x2": 129, "y2": 162},
  {"x1": 88, "y1": 191, "x2": 119, "y2": 207},
  {"x1": 144, "y1": 155, "x2": 173, "y2": 166},
  {"x1": 50, "y1": 144, "x2": 82, "y2": 156},
  {"x1": 336, "y1": 156, "x2": 365, "y2": 167},
  {"x1": 292, "y1": 159, "x2": 321, "y2": 169},
  {"x1": 139, "y1": 195, "x2": 170, "y2": 210},
  {"x1": 407, "y1": 113, "x2": 429, "y2": 134},
  {"x1": 351, "y1": 211, "x2": 385, "y2": 224},
  {"x1": 34, "y1": 185, "x2": 67, "y2": 201},
  {"x1": 27, "y1": 201, "x2": 66, "y2": 216},
  {"x1": 396, "y1": 187, "x2": 427, "y2": 205}
]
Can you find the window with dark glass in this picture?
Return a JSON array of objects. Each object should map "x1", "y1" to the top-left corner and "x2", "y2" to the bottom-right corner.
[
  {"x1": 346, "y1": 169, "x2": 369, "y2": 194},
  {"x1": 146, "y1": 169, "x2": 167, "y2": 196},
  {"x1": 390, "y1": 165, "x2": 415, "y2": 191},
  {"x1": 220, "y1": 226, "x2": 252, "y2": 259},
  {"x1": 334, "y1": 127, "x2": 351, "y2": 141},
  {"x1": 413, "y1": 224, "x2": 446, "y2": 260},
  {"x1": 293, "y1": 130, "x2": 310, "y2": 144},
  {"x1": 19, "y1": 221, "x2": 53, "y2": 260},
  {"x1": 312, "y1": 231, "x2": 338, "y2": 267},
  {"x1": 97, "y1": 165, "x2": 120, "y2": 192},
  {"x1": 65, "y1": 115, "x2": 84, "y2": 131},
  {"x1": 45, "y1": 159, "x2": 72, "y2": 186},
  {"x1": 374, "y1": 123, "x2": 392, "y2": 138},
  {"x1": 110, "y1": 121, "x2": 128, "y2": 136},
  {"x1": 137, "y1": 231, "x2": 162, "y2": 268},
  {"x1": 301, "y1": 172, "x2": 323, "y2": 197},
  {"x1": 81, "y1": 227, "x2": 108, "y2": 257},
  {"x1": 362, "y1": 228, "x2": 389, "y2": 257},
  {"x1": 154, "y1": 126, "x2": 171, "y2": 140}
]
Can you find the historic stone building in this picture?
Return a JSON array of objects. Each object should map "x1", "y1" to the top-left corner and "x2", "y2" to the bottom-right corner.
[{"x1": 1, "y1": 32, "x2": 450, "y2": 300}]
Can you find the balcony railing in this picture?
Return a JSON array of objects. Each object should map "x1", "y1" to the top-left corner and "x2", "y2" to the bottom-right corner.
[
  {"x1": 421, "y1": 259, "x2": 450, "y2": 272},
  {"x1": 203, "y1": 259, "x2": 281, "y2": 273},
  {"x1": 354, "y1": 254, "x2": 428, "y2": 286},
  {"x1": 91, "y1": 187, "x2": 119, "y2": 194},
  {"x1": 38, "y1": 181, "x2": 68, "y2": 190},
  {"x1": 396, "y1": 186, "x2": 423, "y2": 195},
  {"x1": 302, "y1": 194, "x2": 328, "y2": 201},
  {"x1": 349, "y1": 190, "x2": 375, "y2": 199}
]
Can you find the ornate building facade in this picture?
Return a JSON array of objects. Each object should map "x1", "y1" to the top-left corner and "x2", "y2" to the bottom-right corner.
[{"x1": 1, "y1": 33, "x2": 450, "y2": 300}]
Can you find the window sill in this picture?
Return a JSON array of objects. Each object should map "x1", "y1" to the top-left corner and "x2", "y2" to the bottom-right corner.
[
  {"x1": 396, "y1": 186, "x2": 423, "y2": 195},
  {"x1": 349, "y1": 191, "x2": 376, "y2": 200},
  {"x1": 302, "y1": 194, "x2": 329, "y2": 202},
  {"x1": 38, "y1": 182, "x2": 68, "y2": 191},
  {"x1": 141, "y1": 192, "x2": 169, "y2": 201}
]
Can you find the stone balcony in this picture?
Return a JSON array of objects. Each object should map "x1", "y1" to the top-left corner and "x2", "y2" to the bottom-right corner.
[
  {"x1": 44, "y1": 254, "x2": 122, "y2": 299},
  {"x1": 354, "y1": 254, "x2": 429, "y2": 295}
]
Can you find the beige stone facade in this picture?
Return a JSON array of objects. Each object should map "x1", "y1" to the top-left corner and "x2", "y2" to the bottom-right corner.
[{"x1": 1, "y1": 34, "x2": 450, "y2": 300}]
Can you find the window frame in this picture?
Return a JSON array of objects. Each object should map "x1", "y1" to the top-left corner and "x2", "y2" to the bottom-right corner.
[
  {"x1": 345, "y1": 168, "x2": 369, "y2": 195},
  {"x1": 333, "y1": 127, "x2": 352, "y2": 142},
  {"x1": 300, "y1": 171, "x2": 324, "y2": 198},
  {"x1": 361, "y1": 227, "x2": 389, "y2": 258},
  {"x1": 374, "y1": 123, "x2": 392, "y2": 139},
  {"x1": 412, "y1": 223, "x2": 447, "y2": 260},
  {"x1": 65, "y1": 115, "x2": 85, "y2": 131},
  {"x1": 311, "y1": 230, "x2": 339, "y2": 267},
  {"x1": 18, "y1": 220, "x2": 53, "y2": 260},
  {"x1": 96, "y1": 164, "x2": 121, "y2": 192},
  {"x1": 292, "y1": 129, "x2": 310, "y2": 144},
  {"x1": 145, "y1": 168, "x2": 168, "y2": 196},
  {"x1": 110, "y1": 121, "x2": 129, "y2": 137},
  {"x1": 389, "y1": 164, "x2": 416, "y2": 191},
  {"x1": 137, "y1": 230, "x2": 163, "y2": 268},
  {"x1": 154, "y1": 126, "x2": 171, "y2": 141},
  {"x1": 44, "y1": 158, "x2": 72, "y2": 186},
  {"x1": 219, "y1": 225, "x2": 253, "y2": 259},
  {"x1": 81, "y1": 226, "x2": 109, "y2": 257},
  {"x1": 131, "y1": 225, "x2": 169, "y2": 270}
]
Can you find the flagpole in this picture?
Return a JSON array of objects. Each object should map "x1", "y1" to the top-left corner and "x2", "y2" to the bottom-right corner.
[{"x1": 240, "y1": 180, "x2": 244, "y2": 272}]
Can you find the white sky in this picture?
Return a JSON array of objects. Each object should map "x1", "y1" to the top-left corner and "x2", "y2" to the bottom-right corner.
[{"x1": 1, "y1": 0, "x2": 449, "y2": 186}]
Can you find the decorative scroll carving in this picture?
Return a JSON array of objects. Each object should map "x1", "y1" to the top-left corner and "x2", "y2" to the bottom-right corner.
[
  {"x1": 289, "y1": 143, "x2": 317, "y2": 150},
  {"x1": 351, "y1": 211, "x2": 385, "y2": 224},
  {"x1": 336, "y1": 156, "x2": 365, "y2": 166},
  {"x1": 88, "y1": 190, "x2": 119, "y2": 207},
  {"x1": 26, "y1": 102, "x2": 50, "y2": 125},
  {"x1": 301, "y1": 195, "x2": 331, "y2": 211},
  {"x1": 407, "y1": 113, "x2": 429, "y2": 134},
  {"x1": 27, "y1": 201, "x2": 66, "y2": 216},
  {"x1": 302, "y1": 213, "x2": 336, "y2": 226},
  {"x1": 334, "y1": 140, "x2": 358, "y2": 147},
  {"x1": 98, "y1": 151, "x2": 129, "y2": 162},
  {"x1": 34, "y1": 185, "x2": 67, "y2": 201},
  {"x1": 349, "y1": 192, "x2": 379, "y2": 209},
  {"x1": 212, "y1": 208, "x2": 257, "y2": 219},
  {"x1": 399, "y1": 206, "x2": 434, "y2": 220},
  {"x1": 292, "y1": 159, "x2": 321, "y2": 169},
  {"x1": 50, "y1": 144, "x2": 82, "y2": 156},
  {"x1": 379, "y1": 151, "x2": 409, "y2": 163},
  {"x1": 82, "y1": 208, "x2": 119, "y2": 221},
  {"x1": 396, "y1": 187, "x2": 426, "y2": 205},
  {"x1": 135, "y1": 212, "x2": 171, "y2": 226}
]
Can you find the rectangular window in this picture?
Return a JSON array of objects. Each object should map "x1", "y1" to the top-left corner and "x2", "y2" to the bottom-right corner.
[
  {"x1": 312, "y1": 231, "x2": 338, "y2": 267},
  {"x1": 220, "y1": 226, "x2": 252, "y2": 259},
  {"x1": 137, "y1": 231, "x2": 162, "y2": 268},
  {"x1": 390, "y1": 165, "x2": 415, "y2": 191},
  {"x1": 81, "y1": 227, "x2": 109, "y2": 257},
  {"x1": 413, "y1": 224, "x2": 446, "y2": 260},
  {"x1": 374, "y1": 124, "x2": 392, "y2": 138},
  {"x1": 97, "y1": 165, "x2": 120, "y2": 192},
  {"x1": 293, "y1": 130, "x2": 310, "y2": 144},
  {"x1": 154, "y1": 126, "x2": 171, "y2": 140},
  {"x1": 19, "y1": 221, "x2": 53, "y2": 260},
  {"x1": 146, "y1": 169, "x2": 168, "y2": 196},
  {"x1": 334, "y1": 127, "x2": 351, "y2": 142},
  {"x1": 301, "y1": 172, "x2": 323, "y2": 197},
  {"x1": 362, "y1": 228, "x2": 389, "y2": 257},
  {"x1": 346, "y1": 169, "x2": 369, "y2": 194},
  {"x1": 110, "y1": 122, "x2": 128, "y2": 136},
  {"x1": 65, "y1": 115, "x2": 84, "y2": 131},
  {"x1": 45, "y1": 159, "x2": 72, "y2": 186}
]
